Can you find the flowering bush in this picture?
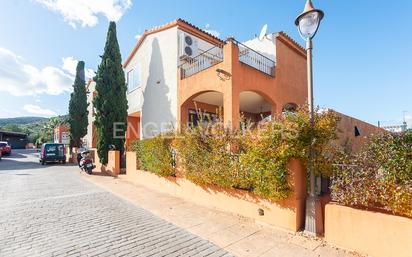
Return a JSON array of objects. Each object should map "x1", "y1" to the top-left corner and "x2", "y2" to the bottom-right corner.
[{"x1": 330, "y1": 132, "x2": 412, "y2": 217}]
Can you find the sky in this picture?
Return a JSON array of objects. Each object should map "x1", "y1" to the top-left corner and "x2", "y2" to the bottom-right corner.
[{"x1": 0, "y1": 0, "x2": 411, "y2": 128}]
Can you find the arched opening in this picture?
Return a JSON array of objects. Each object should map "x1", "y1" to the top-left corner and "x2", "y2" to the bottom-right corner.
[
  {"x1": 180, "y1": 91, "x2": 224, "y2": 128},
  {"x1": 239, "y1": 91, "x2": 274, "y2": 127}
]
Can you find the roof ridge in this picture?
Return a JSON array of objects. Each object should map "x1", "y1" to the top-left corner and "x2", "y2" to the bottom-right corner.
[
  {"x1": 277, "y1": 31, "x2": 306, "y2": 53},
  {"x1": 176, "y1": 18, "x2": 223, "y2": 43},
  {"x1": 123, "y1": 18, "x2": 224, "y2": 67}
]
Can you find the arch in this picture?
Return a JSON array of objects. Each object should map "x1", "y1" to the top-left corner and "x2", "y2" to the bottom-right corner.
[
  {"x1": 238, "y1": 88, "x2": 277, "y2": 107},
  {"x1": 238, "y1": 90, "x2": 276, "y2": 125},
  {"x1": 180, "y1": 90, "x2": 224, "y2": 129}
]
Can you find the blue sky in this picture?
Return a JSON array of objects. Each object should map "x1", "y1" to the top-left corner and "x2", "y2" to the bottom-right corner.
[{"x1": 0, "y1": 0, "x2": 411, "y2": 128}]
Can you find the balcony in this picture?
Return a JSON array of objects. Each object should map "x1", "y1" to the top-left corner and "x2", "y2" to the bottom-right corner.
[
  {"x1": 180, "y1": 46, "x2": 223, "y2": 79},
  {"x1": 234, "y1": 39, "x2": 275, "y2": 77},
  {"x1": 180, "y1": 39, "x2": 276, "y2": 79}
]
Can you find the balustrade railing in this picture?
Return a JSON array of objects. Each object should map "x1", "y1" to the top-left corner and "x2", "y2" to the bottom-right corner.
[
  {"x1": 180, "y1": 46, "x2": 223, "y2": 79},
  {"x1": 234, "y1": 40, "x2": 275, "y2": 76}
]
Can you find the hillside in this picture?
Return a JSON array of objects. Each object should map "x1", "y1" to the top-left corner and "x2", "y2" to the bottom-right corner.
[
  {"x1": 0, "y1": 116, "x2": 48, "y2": 126},
  {"x1": 0, "y1": 115, "x2": 68, "y2": 144}
]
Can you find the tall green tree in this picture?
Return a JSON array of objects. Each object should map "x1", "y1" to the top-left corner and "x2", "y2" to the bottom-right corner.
[
  {"x1": 94, "y1": 22, "x2": 128, "y2": 165},
  {"x1": 68, "y1": 61, "x2": 89, "y2": 148}
]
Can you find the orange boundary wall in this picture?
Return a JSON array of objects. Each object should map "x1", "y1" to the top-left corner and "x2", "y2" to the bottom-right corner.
[
  {"x1": 90, "y1": 149, "x2": 120, "y2": 177},
  {"x1": 325, "y1": 203, "x2": 412, "y2": 257},
  {"x1": 125, "y1": 151, "x2": 306, "y2": 231}
]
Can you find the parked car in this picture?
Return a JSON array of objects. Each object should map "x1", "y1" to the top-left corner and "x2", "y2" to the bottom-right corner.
[
  {"x1": 0, "y1": 141, "x2": 11, "y2": 156},
  {"x1": 0, "y1": 146, "x2": 2, "y2": 161},
  {"x1": 39, "y1": 143, "x2": 66, "y2": 165}
]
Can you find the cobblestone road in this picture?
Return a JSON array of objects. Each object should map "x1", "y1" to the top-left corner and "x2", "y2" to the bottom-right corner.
[{"x1": 0, "y1": 150, "x2": 233, "y2": 257}]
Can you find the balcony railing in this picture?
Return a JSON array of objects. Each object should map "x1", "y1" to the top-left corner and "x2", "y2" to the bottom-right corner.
[
  {"x1": 180, "y1": 46, "x2": 223, "y2": 79},
  {"x1": 235, "y1": 40, "x2": 275, "y2": 76}
]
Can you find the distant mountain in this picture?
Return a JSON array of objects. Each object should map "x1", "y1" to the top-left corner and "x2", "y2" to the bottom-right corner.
[{"x1": 0, "y1": 117, "x2": 48, "y2": 126}]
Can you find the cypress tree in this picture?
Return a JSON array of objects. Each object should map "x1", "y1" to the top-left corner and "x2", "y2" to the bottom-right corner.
[
  {"x1": 93, "y1": 22, "x2": 128, "y2": 165},
  {"x1": 68, "y1": 61, "x2": 88, "y2": 148}
]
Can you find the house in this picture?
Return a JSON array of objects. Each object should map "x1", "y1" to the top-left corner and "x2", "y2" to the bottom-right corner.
[
  {"x1": 53, "y1": 124, "x2": 70, "y2": 145},
  {"x1": 85, "y1": 18, "x2": 381, "y2": 152},
  {"x1": 122, "y1": 19, "x2": 307, "y2": 146}
]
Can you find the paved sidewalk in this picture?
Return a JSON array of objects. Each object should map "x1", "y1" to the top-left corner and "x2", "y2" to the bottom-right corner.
[{"x1": 82, "y1": 172, "x2": 362, "y2": 257}]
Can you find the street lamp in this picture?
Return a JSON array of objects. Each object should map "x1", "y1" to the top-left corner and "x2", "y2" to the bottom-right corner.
[{"x1": 295, "y1": 0, "x2": 324, "y2": 235}]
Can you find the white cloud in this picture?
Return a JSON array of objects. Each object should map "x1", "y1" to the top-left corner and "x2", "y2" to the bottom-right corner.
[
  {"x1": 62, "y1": 57, "x2": 95, "y2": 79},
  {"x1": 33, "y1": 0, "x2": 132, "y2": 28},
  {"x1": 0, "y1": 47, "x2": 73, "y2": 96},
  {"x1": 23, "y1": 104, "x2": 57, "y2": 117},
  {"x1": 134, "y1": 34, "x2": 141, "y2": 40},
  {"x1": 204, "y1": 23, "x2": 220, "y2": 38},
  {"x1": 61, "y1": 56, "x2": 77, "y2": 75}
]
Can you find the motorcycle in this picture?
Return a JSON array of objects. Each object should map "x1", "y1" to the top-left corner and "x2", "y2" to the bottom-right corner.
[{"x1": 78, "y1": 150, "x2": 95, "y2": 174}]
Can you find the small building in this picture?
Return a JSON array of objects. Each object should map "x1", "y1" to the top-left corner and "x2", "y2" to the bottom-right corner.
[
  {"x1": 381, "y1": 122, "x2": 408, "y2": 133},
  {"x1": 54, "y1": 124, "x2": 70, "y2": 145},
  {"x1": 0, "y1": 131, "x2": 28, "y2": 149}
]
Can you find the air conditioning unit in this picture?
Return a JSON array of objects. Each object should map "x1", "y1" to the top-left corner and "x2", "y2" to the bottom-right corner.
[{"x1": 180, "y1": 33, "x2": 198, "y2": 60}]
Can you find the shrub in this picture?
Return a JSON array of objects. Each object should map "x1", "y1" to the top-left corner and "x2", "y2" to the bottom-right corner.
[
  {"x1": 131, "y1": 136, "x2": 175, "y2": 177},
  {"x1": 330, "y1": 132, "x2": 412, "y2": 217},
  {"x1": 175, "y1": 119, "x2": 248, "y2": 189},
  {"x1": 130, "y1": 106, "x2": 340, "y2": 201},
  {"x1": 175, "y1": 107, "x2": 340, "y2": 201}
]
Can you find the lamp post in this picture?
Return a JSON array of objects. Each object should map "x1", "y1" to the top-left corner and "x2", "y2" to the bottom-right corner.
[{"x1": 295, "y1": 0, "x2": 324, "y2": 235}]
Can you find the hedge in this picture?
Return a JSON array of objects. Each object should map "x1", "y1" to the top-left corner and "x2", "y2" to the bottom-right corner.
[
  {"x1": 130, "y1": 136, "x2": 175, "y2": 177},
  {"x1": 331, "y1": 132, "x2": 412, "y2": 217},
  {"x1": 131, "y1": 107, "x2": 340, "y2": 201}
]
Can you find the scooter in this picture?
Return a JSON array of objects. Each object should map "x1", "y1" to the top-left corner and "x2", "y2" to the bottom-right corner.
[{"x1": 78, "y1": 150, "x2": 95, "y2": 174}]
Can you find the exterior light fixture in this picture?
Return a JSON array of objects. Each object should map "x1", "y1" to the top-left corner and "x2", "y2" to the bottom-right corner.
[
  {"x1": 295, "y1": 0, "x2": 324, "y2": 236},
  {"x1": 295, "y1": 0, "x2": 324, "y2": 41},
  {"x1": 216, "y1": 68, "x2": 231, "y2": 81}
]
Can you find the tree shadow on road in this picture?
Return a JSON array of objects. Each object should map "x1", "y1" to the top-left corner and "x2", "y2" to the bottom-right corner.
[{"x1": 3, "y1": 152, "x2": 28, "y2": 159}]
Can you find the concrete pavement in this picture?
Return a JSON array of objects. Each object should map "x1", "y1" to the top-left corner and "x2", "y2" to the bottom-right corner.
[
  {"x1": 0, "y1": 150, "x2": 361, "y2": 257},
  {"x1": 0, "y1": 150, "x2": 232, "y2": 257}
]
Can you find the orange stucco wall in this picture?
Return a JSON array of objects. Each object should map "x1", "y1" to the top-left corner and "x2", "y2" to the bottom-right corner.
[
  {"x1": 335, "y1": 112, "x2": 384, "y2": 153},
  {"x1": 89, "y1": 149, "x2": 120, "y2": 177},
  {"x1": 325, "y1": 204, "x2": 412, "y2": 257},
  {"x1": 178, "y1": 35, "x2": 307, "y2": 130},
  {"x1": 126, "y1": 116, "x2": 140, "y2": 148},
  {"x1": 91, "y1": 125, "x2": 97, "y2": 148},
  {"x1": 125, "y1": 151, "x2": 306, "y2": 231}
]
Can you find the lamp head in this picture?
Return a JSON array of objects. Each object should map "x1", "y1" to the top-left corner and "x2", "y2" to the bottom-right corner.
[{"x1": 295, "y1": 0, "x2": 324, "y2": 40}]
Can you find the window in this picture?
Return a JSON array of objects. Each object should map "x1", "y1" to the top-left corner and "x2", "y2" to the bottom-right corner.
[
  {"x1": 127, "y1": 66, "x2": 141, "y2": 92},
  {"x1": 354, "y1": 126, "x2": 361, "y2": 137}
]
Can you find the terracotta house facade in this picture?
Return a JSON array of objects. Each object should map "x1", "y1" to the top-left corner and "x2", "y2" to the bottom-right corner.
[
  {"x1": 53, "y1": 124, "x2": 70, "y2": 145},
  {"x1": 121, "y1": 19, "x2": 307, "y2": 147},
  {"x1": 85, "y1": 18, "x2": 380, "y2": 152}
]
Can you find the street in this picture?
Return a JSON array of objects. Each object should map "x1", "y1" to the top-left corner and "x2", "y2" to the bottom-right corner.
[{"x1": 0, "y1": 150, "x2": 232, "y2": 257}]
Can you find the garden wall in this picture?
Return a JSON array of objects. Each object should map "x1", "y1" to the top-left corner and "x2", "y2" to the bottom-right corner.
[
  {"x1": 325, "y1": 203, "x2": 412, "y2": 257},
  {"x1": 125, "y1": 151, "x2": 306, "y2": 231},
  {"x1": 89, "y1": 148, "x2": 120, "y2": 176}
]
